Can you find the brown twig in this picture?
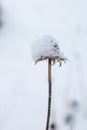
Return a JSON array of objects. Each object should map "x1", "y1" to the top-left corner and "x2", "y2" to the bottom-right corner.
[
  {"x1": 35, "y1": 56, "x2": 67, "y2": 66},
  {"x1": 46, "y1": 58, "x2": 52, "y2": 130},
  {"x1": 34, "y1": 55, "x2": 67, "y2": 130}
]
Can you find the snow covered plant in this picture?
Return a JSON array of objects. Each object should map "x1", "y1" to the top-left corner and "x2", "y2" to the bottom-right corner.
[
  {"x1": 31, "y1": 35, "x2": 67, "y2": 66},
  {"x1": 31, "y1": 35, "x2": 67, "y2": 130}
]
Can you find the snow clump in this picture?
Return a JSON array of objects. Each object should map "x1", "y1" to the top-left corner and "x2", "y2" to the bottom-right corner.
[{"x1": 31, "y1": 35, "x2": 65, "y2": 62}]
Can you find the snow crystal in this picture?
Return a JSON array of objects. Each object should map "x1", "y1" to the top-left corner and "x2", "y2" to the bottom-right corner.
[{"x1": 31, "y1": 35, "x2": 64, "y2": 62}]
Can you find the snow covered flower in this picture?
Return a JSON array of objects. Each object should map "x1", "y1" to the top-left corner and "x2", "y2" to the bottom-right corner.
[
  {"x1": 31, "y1": 35, "x2": 67, "y2": 130},
  {"x1": 31, "y1": 35, "x2": 67, "y2": 66}
]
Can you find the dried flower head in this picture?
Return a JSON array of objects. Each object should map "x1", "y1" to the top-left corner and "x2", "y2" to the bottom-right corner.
[{"x1": 31, "y1": 35, "x2": 67, "y2": 66}]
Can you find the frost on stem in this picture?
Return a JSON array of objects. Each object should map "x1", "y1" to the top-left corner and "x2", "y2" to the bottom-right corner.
[{"x1": 31, "y1": 35, "x2": 67, "y2": 66}]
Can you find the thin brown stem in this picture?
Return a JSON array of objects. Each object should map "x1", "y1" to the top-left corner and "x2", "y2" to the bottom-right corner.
[{"x1": 46, "y1": 58, "x2": 52, "y2": 130}]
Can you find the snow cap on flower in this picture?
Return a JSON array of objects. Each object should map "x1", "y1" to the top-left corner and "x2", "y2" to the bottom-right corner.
[{"x1": 31, "y1": 35, "x2": 65, "y2": 62}]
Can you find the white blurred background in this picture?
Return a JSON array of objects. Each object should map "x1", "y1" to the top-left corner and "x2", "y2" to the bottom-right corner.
[{"x1": 0, "y1": 0, "x2": 87, "y2": 130}]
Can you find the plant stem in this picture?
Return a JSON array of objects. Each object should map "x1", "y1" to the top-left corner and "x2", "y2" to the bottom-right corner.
[{"x1": 46, "y1": 58, "x2": 52, "y2": 130}]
